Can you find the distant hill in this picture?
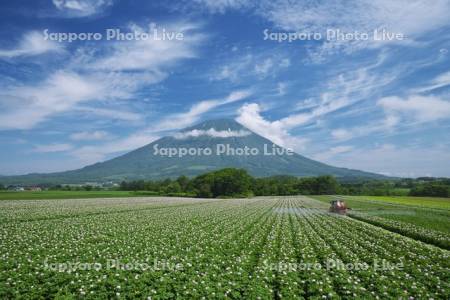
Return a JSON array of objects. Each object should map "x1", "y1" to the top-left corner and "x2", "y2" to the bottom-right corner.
[{"x1": 1, "y1": 119, "x2": 386, "y2": 184}]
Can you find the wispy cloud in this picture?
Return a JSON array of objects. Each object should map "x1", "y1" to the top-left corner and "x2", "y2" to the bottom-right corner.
[
  {"x1": 186, "y1": 0, "x2": 450, "y2": 61},
  {"x1": 74, "y1": 107, "x2": 143, "y2": 122},
  {"x1": 68, "y1": 89, "x2": 252, "y2": 164},
  {"x1": 174, "y1": 128, "x2": 251, "y2": 139},
  {"x1": 0, "y1": 71, "x2": 102, "y2": 130},
  {"x1": 0, "y1": 31, "x2": 62, "y2": 58},
  {"x1": 236, "y1": 103, "x2": 309, "y2": 150},
  {"x1": 211, "y1": 53, "x2": 290, "y2": 82},
  {"x1": 33, "y1": 143, "x2": 73, "y2": 153},
  {"x1": 89, "y1": 22, "x2": 203, "y2": 72},
  {"x1": 155, "y1": 89, "x2": 252, "y2": 131},
  {"x1": 276, "y1": 82, "x2": 288, "y2": 96},
  {"x1": 312, "y1": 145, "x2": 354, "y2": 162},
  {"x1": 70, "y1": 132, "x2": 158, "y2": 164},
  {"x1": 266, "y1": 0, "x2": 450, "y2": 61},
  {"x1": 183, "y1": 0, "x2": 253, "y2": 14},
  {"x1": 70, "y1": 130, "x2": 111, "y2": 141},
  {"x1": 378, "y1": 95, "x2": 450, "y2": 123},
  {"x1": 0, "y1": 21, "x2": 204, "y2": 131},
  {"x1": 412, "y1": 71, "x2": 450, "y2": 93},
  {"x1": 330, "y1": 94, "x2": 450, "y2": 142},
  {"x1": 320, "y1": 143, "x2": 450, "y2": 177},
  {"x1": 52, "y1": 0, "x2": 113, "y2": 17},
  {"x1": 237, "y1": 57, "x2": 394, "y2": 146}
]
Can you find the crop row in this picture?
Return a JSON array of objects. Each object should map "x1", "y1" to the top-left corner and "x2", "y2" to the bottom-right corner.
[
  {"x1": 0, "y1": 196, "x2": 449, "y2": 299},
  {"x1": 348, "y1": 212, "x2": 450, "y2": 250}
]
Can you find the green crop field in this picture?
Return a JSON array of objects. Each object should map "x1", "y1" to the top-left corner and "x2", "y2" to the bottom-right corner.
[
  {"x1": 1, "y1": 196, "x2": 449, "y2": 299},
  {"x1": 311, "y1": 195, "x2": 450, "y2": 236},
  {"x1": 347, "y1": 195, "x2": 450, "y2": 209}
]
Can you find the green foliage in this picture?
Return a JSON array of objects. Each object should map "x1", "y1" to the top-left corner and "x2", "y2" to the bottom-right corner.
[
  {"x1": 5, "y1": 170, "x2": 447, "y2": 200},
  {"x1": 252, "y1": 175, "x2": 339, "y2": 196},
  {"x1": 410, "y1": 181, "x2": 450, "y2": 197},
  {"x1": 117, "y1": 170, "x2": 450, "y2": 198},
  {"x1": 192, "y1": 168, "x2": 253, "y2": 198},
  {"x1": 118, "y1": 169, "x2": 339, "y2": 198},
  {"x1": 311, "y1": 194, "x2": 450, "y2": 235},
  {"x1": 1, "y1": 196, "x2": 448, "y2": 299}
]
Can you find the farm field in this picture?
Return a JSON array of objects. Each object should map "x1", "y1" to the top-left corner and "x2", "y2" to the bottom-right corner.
[
  {"x1": 0, "y1": 190, "x2": 157, "y2": 200},
  {"x1": 1, "y1": 196, "x2": 449, "y2": 299},
  {"x1": 344, "y1": 195, "x2": 450, "y2": 209},
  {"x1": 311, "y1": 195, "x2": 450, "y2": 235}
]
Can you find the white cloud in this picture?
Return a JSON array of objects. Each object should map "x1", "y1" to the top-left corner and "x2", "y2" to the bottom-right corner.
[
  {"x1": 212, "y1": 54, "x2": 252, "y2": 81},
  {"x1": 0, "y1": 21, "x2": 203, "y2": 131},
  {"x1": 188, "y1": 0, "x2": 450, "y2": 45},
  {"x1": 75, "y1": 107, "x2": 142, "y2": 122},
  {"x1": 280, "y1": 58, "x2": 291, "y2": 68},
  {"x1": 320, "y1": 144, "x2": 450, "y2": 177},
  {"x1": 294, "y1": 98, "x2": 318, "y2": 111},
  {"x1": 330, "y1": 145, "x2": 353, "y2": 154},
  {"x1": 185, "y1": 0, "x2": 450, "y2": 62},
  {"x1": 256, "y1": 0, "x2": 450, "y2": 61},
  {"x1": 174, "y1": 128, "x2": 251, "y2": 139},
  {"x1": 0, "y1": 31, "x2": 62, "y2": 58},
  {"x1": 52, "y1": 0, "x2": 113, "y2": 17},
  {"x1": 378, "y1": 95, "x2": 450, "y2": 123},
  {"x1": 312, "y1": 145, "x2": 354, "y2": 161},
  {"x1": 254, "y1": 58, "x2": 274, "y2": 77},
  {"x1": 212, "y1": 54, "x2": 290, "y2": 82},
  {"x1": 33, "y1": 143, "x2": 73, "y2": 153},
  {"x1": 70, "y1": 132, "x2": 158, "y2": 164},
  {"x1": 236, "y1": 103, "x2": 309, "y2": 150},
  {"x1": 66, "y1": 89, "x2": 252, "y2": 166},
  {"x1": 236, "y1": 60, "x2": 395, "y2": 149},
  {"x1": 329, "y1": 94, "x2": 450, "y2": 142},
  {"x1": 413, "y1": 71, "x2": 450, "y2": 93},
  {"x1": 276, "y1": 82, "x2": 287, "y2": 96},
  {"x1": 259, "y1": 0, "x2": 450, "y2": 38},
  {"x1": 90, "y1": 22, "x2": 202, "y2": 72},
  {"x1": 190, "y1": 0, "x2": 252, "y2": 13},
  {"x1": 156, "y1": 89, "x2": 252, "y2": 131},
  {"x1": 331, "y1": 129, "x2": 353, "y2": 141},
  {"x1": 70, "y1": 130, "x2": 110, "y2": 141},
  {"x1": 0, "y1": 71, "x2": 102, "y2": 130},
  {"x1": 280, "y1": 64, "x2": 390, "y2": 128}
]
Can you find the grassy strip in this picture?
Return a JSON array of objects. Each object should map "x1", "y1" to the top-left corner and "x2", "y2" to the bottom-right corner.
[{"x1": 347, "y1": 195, "x2": 450, "y2": 210}]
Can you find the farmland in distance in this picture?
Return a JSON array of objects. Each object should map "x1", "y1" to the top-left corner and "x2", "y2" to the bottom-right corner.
[{"x1": 1, "y1": 196, "x2": 449, "y2": 299}]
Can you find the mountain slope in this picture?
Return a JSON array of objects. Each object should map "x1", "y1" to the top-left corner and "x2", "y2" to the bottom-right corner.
[{"x1": 1, "y1": 119, "x2": 385, "y2": 184}]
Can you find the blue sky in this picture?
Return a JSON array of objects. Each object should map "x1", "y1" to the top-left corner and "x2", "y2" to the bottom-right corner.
[{"x1": 0, "y1": 0, "x2": 450, "y2": 177}]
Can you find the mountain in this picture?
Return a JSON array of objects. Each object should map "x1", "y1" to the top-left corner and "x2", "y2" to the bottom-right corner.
[{"x1": 1, "y1": 119, "x2": 385, "y2": 184}]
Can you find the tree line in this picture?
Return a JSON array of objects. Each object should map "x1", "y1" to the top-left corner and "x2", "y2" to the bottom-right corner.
[
  {"x1": 2, "y1": 169, "x2": 448, "y2": 198},
  {"x1": 118, "y1": 168, "x2": 450, "y2": 198},
  {"x1": 119, "y1": 170, "x2": 342, "y2": 198}
]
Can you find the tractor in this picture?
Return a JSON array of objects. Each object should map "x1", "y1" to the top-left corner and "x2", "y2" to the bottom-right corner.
[{"x1": 329, "y1": 200, "x2": 349, "y2": 214}]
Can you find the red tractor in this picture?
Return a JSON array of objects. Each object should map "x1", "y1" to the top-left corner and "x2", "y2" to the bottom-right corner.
[{"x1": 329, "y1": 200, "x2": 348, "y2": 214}]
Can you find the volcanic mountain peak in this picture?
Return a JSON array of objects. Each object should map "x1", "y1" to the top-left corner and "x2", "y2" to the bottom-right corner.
[
  {"x1": 181, "y1": 118, "x2": 247, "y2": 132},
  {"x1": 0, "y1": 118, "x2": 386, "y2": 184}
]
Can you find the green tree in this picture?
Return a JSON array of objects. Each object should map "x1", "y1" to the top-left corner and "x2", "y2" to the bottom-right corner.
[
  {"x1": 165, "y1": 182, "x2": 182, "y2": 194},
  {"x1": 176, "y1": 176, "x2": 190, "y2": 191},
  {"x1": 192, "y1": 168, "x2": 253, "y2": 198},
  {"x1": 314, "y1": 176, "x2": 339, "y2": 194}
]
